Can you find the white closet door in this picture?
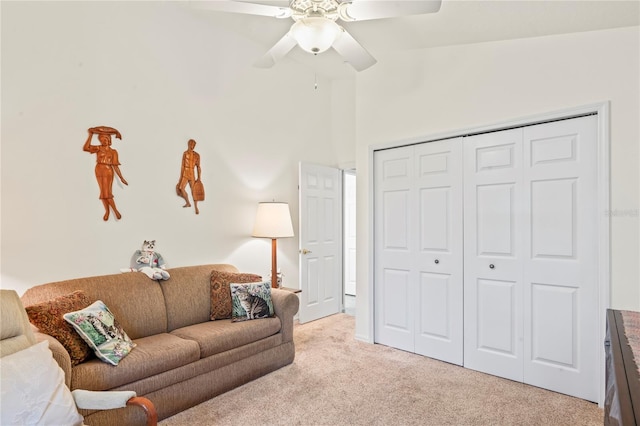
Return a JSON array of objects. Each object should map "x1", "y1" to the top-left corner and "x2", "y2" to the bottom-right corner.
[
  {"x1": 413, "y1": 139, "x2": 464, "y2": 365},
  {"x1": 374, "y1": 139, "x2": 463, "y2": 364},
  {"x1": 463, "y1": 116, "x2": 599, "y2": 401},
  {"x1": 522, "y1": 116, "x2": 599, "y2": 401},
  {"x1": 463, "y1": 128, "x2": 524, "y2": 382},
  {"x1": 374, "y1": 145, "x2": 415, "y2": 352}
]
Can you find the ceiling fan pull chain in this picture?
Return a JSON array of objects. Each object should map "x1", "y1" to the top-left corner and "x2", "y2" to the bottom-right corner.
[{"x1": 314, "y1": 73, "x2": 318, "y2": 90}]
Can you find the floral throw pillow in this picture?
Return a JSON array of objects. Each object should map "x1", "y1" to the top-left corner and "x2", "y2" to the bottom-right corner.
[
  {"x1": 230, "y1": 281, "x2": 274, "y2": 322},
  {"x1": 25, "y1": 290, "x2": 94, "y2": 365},
  {"x1": 210, "y1": 271, "x2": 262, "y2": 320},
  {"x1": 63, "y1": 300, "x2": 135, "y2": 366}
]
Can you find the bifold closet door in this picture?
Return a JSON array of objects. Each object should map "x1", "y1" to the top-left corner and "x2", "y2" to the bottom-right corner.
[
  {"x1": 463, "y1": 115, "x2": 599, "y2": 401},
  {"x1": 462, "y1": 128, "x2": 525, "y2": 382},
  {"x1": 521, "y1": 117, "x2": 598, "y2": 402},
  {"x1": 374, "y1": 138, "x2": 464, "y2": 365}
]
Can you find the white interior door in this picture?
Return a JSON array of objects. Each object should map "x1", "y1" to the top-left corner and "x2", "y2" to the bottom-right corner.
[
  {"x1": 374, "y1": 138, "x2": 464, "y2": 364},
  {"x1": 463, "y1": 128, "x2": 525, "y2": 382},
  {"x1": 298, "y1": 162, "x2": 342, "y2": 324},
  {"x1": 521, "y1": 116, "x2": 599, "y2": 402}
]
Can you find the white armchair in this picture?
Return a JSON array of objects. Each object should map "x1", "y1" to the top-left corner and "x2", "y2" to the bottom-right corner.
[{"x1": 0, "y1": 289, "x2": 157, "y2": 426}]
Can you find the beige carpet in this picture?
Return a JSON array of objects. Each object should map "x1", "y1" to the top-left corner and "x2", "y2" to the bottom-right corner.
[{"x1": 160, "y1": 313, "x2": 603, "y2": 426}]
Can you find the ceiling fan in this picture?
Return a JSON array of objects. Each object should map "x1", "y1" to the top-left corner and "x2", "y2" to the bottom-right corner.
[{"x1": 192, "y1": 0, "x2": 442, "y2": 71}]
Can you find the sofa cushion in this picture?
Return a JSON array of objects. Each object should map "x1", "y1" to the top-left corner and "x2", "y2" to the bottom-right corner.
[
  {"x1": 210, "y1": 271, "x2": 262, "y2": 320},
  {"x1": 159, "y1": 264, "x2": 240, "y2": 331},
  {"x1": 171, "y1": 317, "x2": 282, "y2": 358},
  {"x1": 22, "y1": 272, "x2": 168, "y2": 340},
  {"x1": 230, "y1": 281, "x2": 274, "y2": 322},
  {"x1": 24, "y1": 290, "x2": 94, "y2": 365},
  {"x1": 71, "y1": 333, "x2": 200, "y2": 391},
  {"x1": 64, "y1": 300, "x2": 136, "y2": 366}
]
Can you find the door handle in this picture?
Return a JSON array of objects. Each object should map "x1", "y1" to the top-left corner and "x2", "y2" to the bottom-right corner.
[{"x1": 300, "y1": 249, "x2": 312, "y2": 255}]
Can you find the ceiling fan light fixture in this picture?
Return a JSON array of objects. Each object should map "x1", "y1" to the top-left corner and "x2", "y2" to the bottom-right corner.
[{"x1": 290, "y1": 17, "x2": 341, "y2": 54}]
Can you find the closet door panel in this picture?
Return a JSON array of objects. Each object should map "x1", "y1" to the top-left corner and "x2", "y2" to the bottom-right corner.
[
  {"x1": 523, "y1": 115, "x2": 599, "y2": 402},
  {"x1": 414, "y1": 139, "x2": 463, "y2": 365},
  {"x1": 530, "y1": 178, "x2": 577, "y2": 258},
  {"x1": 476, "y1": 183, "x2": 516, "y2": 257},
  {"x1": 374, "y1": 146, "x2": 415, "y2": 352},
  {"x1": 419, "y1": 272, "x2": 452, "y2": 338},
  {"x1": 464, "y1": 128, "x2": 524, "y2": 382},
  {"x1": 476, "y1": 278, "x2": 518, "y2": 355}
]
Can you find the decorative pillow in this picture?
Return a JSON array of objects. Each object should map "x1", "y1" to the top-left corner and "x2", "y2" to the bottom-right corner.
[
  {"x1": 210, "y1": 270, "x2": 262, "y2": 320},
  {"x1": 0, "y1": 340, "x2": 84, "y2": 426},
  {"x1": 25, "y1": 290, "x2": 94, "y2": 365},
  {"x1": 63, "y1": 301, "x2": 136, "y2": 366},
  {"x1": 230, "y1": 281, "x2": 275, "y2": 322}
]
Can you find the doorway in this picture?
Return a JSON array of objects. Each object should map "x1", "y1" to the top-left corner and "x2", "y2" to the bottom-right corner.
[{"x1": 343, "y1": 170, "x2": 356, "y2": 316}]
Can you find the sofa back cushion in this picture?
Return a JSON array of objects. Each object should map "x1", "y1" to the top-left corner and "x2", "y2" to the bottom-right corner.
[
  {"x1": 21, "y1": 272, "x2": 167, "y2": 340},
  {"x1": 160, "y1": 264, "x2": 239, "y2": 331}
]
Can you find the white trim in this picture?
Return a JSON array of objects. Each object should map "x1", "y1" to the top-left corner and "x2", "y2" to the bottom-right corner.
[
  {"x1": 358, "y1": 146, "x2": 376, "y2": 344},
  {"x1": 367, "y1": 102, "x2": 611, "y2": 404},
  {"x1": 596, "y1": 101, "x2": 611, "y2": 408},
  {"x1": 339, "y1": 161, "x2": 356, "y2": 171}
]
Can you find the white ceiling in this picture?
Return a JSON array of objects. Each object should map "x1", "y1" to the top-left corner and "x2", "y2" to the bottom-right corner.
[{"x1": 188, "y1": 0, "x2": 640, "y2": 78}]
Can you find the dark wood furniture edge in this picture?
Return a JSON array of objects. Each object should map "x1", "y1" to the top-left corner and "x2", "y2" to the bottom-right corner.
[
  {"x1": 127, "y1": 396, "x2": 158, "y2": 426},
  {"x1": 607, "y1": 309, "x2": 640, "y2": 425},
  {"x1": 616, "y1": 310, "x2": 640, "y2": 422},
  {"x1": 280, "y1": 287, "x2": 301, "y2": 293}
]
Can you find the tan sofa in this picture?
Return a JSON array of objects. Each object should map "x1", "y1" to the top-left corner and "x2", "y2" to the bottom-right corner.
[{"x1": 21, "y1": 264, "x2": 300, "y2": 425}]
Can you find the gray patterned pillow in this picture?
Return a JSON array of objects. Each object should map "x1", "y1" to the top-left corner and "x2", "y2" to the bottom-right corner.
[{"x1": 230, "y1": 281, "x2": 274, "y2": 322}]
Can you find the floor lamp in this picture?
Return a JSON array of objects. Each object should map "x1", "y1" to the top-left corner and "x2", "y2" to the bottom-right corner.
[{"x1": 252, "y1": 202, "x2": 294, "y2": 288}]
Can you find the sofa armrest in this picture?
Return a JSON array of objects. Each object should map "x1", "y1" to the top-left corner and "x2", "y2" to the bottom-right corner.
[
  {"x1": 270, "y1": 289, "x2": 300, "y2": 343},
  {"x1": 34, "y1": 329, "x2": 73, "y2": 389},
  {"x1": 72, "y1": 390, "x2": 158, "y2": 426}
]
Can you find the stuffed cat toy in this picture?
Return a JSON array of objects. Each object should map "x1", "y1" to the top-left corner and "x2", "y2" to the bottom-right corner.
[{"x1": 121, "y1": 240, "x2": 170, "y2": 280}]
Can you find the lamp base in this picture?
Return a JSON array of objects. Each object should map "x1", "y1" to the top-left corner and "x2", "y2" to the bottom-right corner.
[{"x1": 271, "y1": 238, "x2": 278, "y2": 289}]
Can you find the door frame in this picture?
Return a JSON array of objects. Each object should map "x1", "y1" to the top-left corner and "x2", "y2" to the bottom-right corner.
[
  {"x1": 368, "y1": 102, "x2": 610, "y2": 406},
  {"x1": 343, "y1": 169, "x2": 357, "y2": 297}
]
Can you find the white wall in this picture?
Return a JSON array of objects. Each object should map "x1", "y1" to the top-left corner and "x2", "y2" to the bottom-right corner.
[
  {"x1": 0, "y1": 2, "x2": 352, "y2": 295},
  {"x1": 354, "y1": 26, "x2": 640, "y2": 341}
]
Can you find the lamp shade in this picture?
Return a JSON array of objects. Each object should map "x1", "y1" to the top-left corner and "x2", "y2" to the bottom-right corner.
[
  {"x1": 290, "y1": 17, "x2": 341, "y2": 54},
  {"x1": 252, "y1": 202, "x2": 294, "y2": 239}
]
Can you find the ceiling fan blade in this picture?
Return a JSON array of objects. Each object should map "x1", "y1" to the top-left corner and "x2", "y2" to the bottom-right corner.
[
  {"x1": 254, "y1": 32, "x2": 298, "y2": 68},
  {"x1": 190, "y1": 0, "x2": 291, "y2": 18},
  {"x1": 332, "y1": 28, "x2": 377, "y2": 71},
  {"x1": 340, "y1": 0, "x2": 442, "y2": 21}
]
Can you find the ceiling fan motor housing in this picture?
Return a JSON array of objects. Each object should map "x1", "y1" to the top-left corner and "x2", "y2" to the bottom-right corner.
[
  {"x1": 289, "y1": 0, "x2": 342, "y2": 20},
  {"x1": 288, "y1": 0, "x2": 350, "y2": 54},
  {"x1": 290, "y1": 17, "x2": 342, "y2": 53}
]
